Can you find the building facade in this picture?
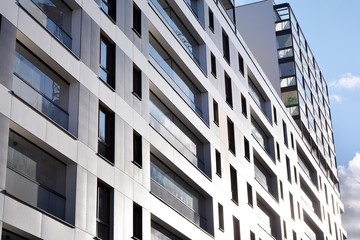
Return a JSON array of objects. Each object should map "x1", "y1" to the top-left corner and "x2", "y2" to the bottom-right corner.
[{"x1": 0, "y1": 0, "x2": 346, "y2": 240}]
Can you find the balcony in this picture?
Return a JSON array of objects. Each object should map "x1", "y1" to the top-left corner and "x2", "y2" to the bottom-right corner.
[
  {"x1": 150, "y1": 0, "x2": 200, "y2": 63},
  {"x1": 13, "y1": 42, "x2": 69, "y2": 130},
  {"x1": 254, "y1": 154, "x2": 278, "y2": 201},
  {"x1": 251, "y1": 116, "x2": 275, "y2": 160},
  {"x1": 17, "y1": 0, "x2": 72, "y2": 50},
  {"x1": 150, "y1": 93, "x2": 208, "y2": 175},
  {"x1": 149, "y1": 34, "x2": 205, "y2": 120},
  {"x1": 6, "y1": 131, "x2": 67, "y2": 221},
  {"x1": 150, "y1": 155, "x2": 211, "y2": 233}
]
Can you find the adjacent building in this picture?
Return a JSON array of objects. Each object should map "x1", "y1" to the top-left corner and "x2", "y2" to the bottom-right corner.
[{"x1": 0, "y1": 0, "x2": 346, "y2": 240}]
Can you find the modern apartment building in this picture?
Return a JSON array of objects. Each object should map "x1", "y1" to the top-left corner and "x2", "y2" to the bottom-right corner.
[{"x1": 0, "y1": 0, "x2": 346, "y2": 240}]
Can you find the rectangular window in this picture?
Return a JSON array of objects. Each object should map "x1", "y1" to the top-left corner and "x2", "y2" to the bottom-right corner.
[
  {"x1": 2, "y1": 229, "x2": 29, "y2": 240},
  {"x1": 209, "y1": 8, "x2": 214, "y2": 31},
  {"x1": 98, "y1": 104, "x2": 115, "y2": 163},
  {"x1": 283, "y1": 220, "x2": 287, "y2": 239},
  {"x1": 97, "y1": 181, "x2": 112, "y2": 240},
  {"x1": 6, "y1": 131, "x2": 67, "y2": 220},
  {"x1": 241, "y1": 94, "x2": 247, "y2": 117},
  {"x1": 290, "y1": 132, "x2": 294, "y2": 149},
  {"x1": 222, "y1": 29, "x2": 230, "y2": 63},
  {"x1": 283, "y1": 121, "x2": 288, "y2": 146},
  {"x1": 230, "y1": 165, "x2": 238, "y2": 204},
  {"x1": 276, "y1": 142, "x2": 280, "y2": 161},
  {"x1": 250, "y1": 231, "x2": 255, "y2": 240},
  {"x1": 233, "y1": 216, "x2": 240, "y2": 240},
  {"x1": 244, "y1": 137, "x2": 250, "y2": 161},
  {"x1": 294, "y1": 166, "x2": 297, "y2": 183},
  {"x1": 99, "y1": 35, "x2": 115, "y2": 88},
  {"x1": 133, "y1": 130, "x2": 142, "y2": 167},
  {"x1": 13, "y1": 42, "x2": 69, "y2": 129},
  {"x1": 216, "y1": 149, "x2": 222, "y2": 177},
  {"x1": 133, "y1": 64, "x2": 142, "y2": 99},
  {"x1": 227, "y1": 118, "x2": 236, "y2": 155},
  {"x1": 218, "y1": 203, "x2": 224, "y2": 231},
  {"x1": 292, "y1": 230, "x2": 297, "y2": 240},
  {"x1": 101, "y1": 0, "x2": 116, "y2": 21},
  {"x1": 247, "y1": 182, "x2": 253, "y2": 206},
  {"x1": 211, "y1": 52, "x2": 217, "y2": 77},
  {"x1": 289, "y1": 192, "x2": 295, "y2": 219},
  {"x1": 213, "y1": 99, "x2": 219, "y2": 125},
  {"x1": 225, "y1": 73, "x2": 233, "y2": 107},
  {"x1": 280, "y1": 180, "x2": 284, "y2": 200},
  {"x1": 286, "y1": 156, "x2": 291, "y2": 182},
  {"x1": 273, "y1": 106, "x2": 277, "y2": 124},
  {"x1": 133, "y1": 3, "x2": 141, "y2": 36},
  {"x1": 238, "y1": 53, "x2": 244, "y2": 75},
  {"x1": 133, "y1": 203, "x2": 142, "y2": 240}
]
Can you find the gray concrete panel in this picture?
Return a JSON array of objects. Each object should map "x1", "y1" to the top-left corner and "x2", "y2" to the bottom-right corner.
[
  {"x1": 0, "y1": 16, "x2": 16, "y2": 89},
  {"x1": 0, "y1": 114, "x2": 10, "y2": 190}
]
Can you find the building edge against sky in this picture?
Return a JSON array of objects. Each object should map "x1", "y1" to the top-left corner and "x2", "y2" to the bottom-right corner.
[{"x1": 0, "y1": 0, "x2": 346, "y2": 240}]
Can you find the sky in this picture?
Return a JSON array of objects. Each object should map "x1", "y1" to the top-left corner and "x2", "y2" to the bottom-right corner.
[{"x1": 235, "y1": 0, "x2": 360, "y2": 238}]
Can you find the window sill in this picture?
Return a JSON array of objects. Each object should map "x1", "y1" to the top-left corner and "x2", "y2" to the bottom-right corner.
[
  {"x1": 132, "y1": 91, "x2": 142, "y2": 101},
  {"x1": 211, "y1": 72, "x2": 217, "y2": 79},
  {"x1": 216, "y1": 172, "x2": 222, "y2": 178},
  {"x1": 228, "y1": 148, "x2": 236, "y2": 157},
  {"x1": 100, "y1": 7, "x2": 117, "y2": 24},
  {"x1": 218, "y1": 227, "x2": 224, "y2": 232},
  {"x1": 231, "y1": 198, "x2": 239, "y2": 206},
  {"x1": 132, "y1": 161, "x2": 143, "y2": 169},
  {"x1": 99, "y1": 76, "x2": 116, "y2": 92},
  {"x1": 214, "y1": 120, "x2": 219, "y2": 127},
  {"x1": 97, "y1": 152, "x2": 115, "y2": 166},
  {"x1": 209, "y1": 26, "x2": 214, "y2": 33},
  {"x1": 131, "y1": 236, "x2": 141, "y2": 240},
  {"x1": 132, "y1": 28, "x2": 142, "y2": 38}
]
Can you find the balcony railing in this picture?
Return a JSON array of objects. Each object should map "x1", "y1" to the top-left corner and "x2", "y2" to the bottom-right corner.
[
  {"x1": 149, "y1": 41, "x2": 203, "y2": 118},
  {"x1": 151, "y1": 179, "x2": 207, "y2": 228},
  {"x1": 6, "y1": 167, "x2": 66, "y2": 220},
  {"x1": 17, "y1": 0, "x2": 72, "y2": 49},
  {"x1": 13, "y1": 74, "x2": 69, "y2": 129},
  {"x1": 149, "y1": 0, "x2": 199, "y2": 63}
]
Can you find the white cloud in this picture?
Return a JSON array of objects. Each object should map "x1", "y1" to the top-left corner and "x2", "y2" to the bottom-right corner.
[
  {"x1": 330, "y1": 94, "x2": 343, "y2": 103},
  {"x1": 330, "y1": 73, "x2": 360, "y2": 89},
  {"x1": 339, "y1": 152, "x2": 360, "y2": 239}
]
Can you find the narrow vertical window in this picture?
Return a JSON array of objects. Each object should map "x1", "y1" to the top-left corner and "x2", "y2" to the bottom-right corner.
[
  {"x1": 216, "y1": 149, "x2": 222, "y2": 177},
  {"x1": 286, "y1": 155, "x2": 291, "y2": 182},
  {"x1": 289, "y1": 192, "x2": 295, "y2": 219},
  {"x1": 290, "y1": 132, "x2": 294, "y2": 149},
  {"x1": 97, "y1": 181, "x2": 112, "y2": 240},
  {"x1": 273, "y1": 106, "x2": 277, "y2": 124},
  {"x1": 99, "y1": 35, "x2": 115, "y2": 88},
  {"x1": 211, "y1": 52, "x2": 217, "y2": 77},
  {"x1": 222, "y1": 29, "x2": 230, "y2": 63},
  {"x1": 233, "y1": 216, "x2": 240, "y2": 240},
  {"x1": 294, "y1": 166, "x2": 297, "y2": 183},
  {"x1": 276, "y1": 142, "x2": 280, "y2": 161},
  {"x1": 218, "y1": 203, "x2": 224, "y2": 231},
  {"x1": 133, "y1": 203, "x2": 142, "y2": 240},
  {"x1": 283, "y1": 220, "x2": 287, "y2": 239},
  {"x1": 250, "y1": 231, "x2": 255, "y2": 240},
  {"x1": 227, "y1": 118, "x2": 236, "y2": 155},
  {"x1": 325, "y1": 184, "x2": 328, "y2": 204},
  {"x1": 101, "y1": 0, "x2": 116, "y2": 21},
  {"x1": 133, "y1": 3, "x2": 142, "y2": 36},
  {"x1": 133, "y1": 130, "x2": 142, "y2": 167},
  {"x1": 230, "y1": 165, "x2": 238, "y2": 204},
  {"x1": 133, "y1": 64, "x2": 142, "y2": 99},
  {"x1": 213, "y1": 99, "x2": 219, "y2": 125},
  {"x1": 98, "y1": 104, "x2": 115, "y2": 163},
  {"x1": 241, "y1": 94, "x2": 247, "y2": 117},
  {"x1": 247, "y1": 182, "x2": 253, "y2": 206},
  {"x1": 238, "y1": 53, "x2": 244, "y2": 75},
  {"x1": 244, "y1": 137, "x2": 250, "y2": 161},
  {"x1": 209, "y1": 8, "x2": 214, "y2": 31},
  {"x1": 292, "y1": 230, "x2": 297, "y2": 240},
  {"x1": 280, "y1": 180, "x2": 284, "y2": 199},
  {"x1": 225, "y1": 73, "x2": 233, "y2": 107},
  {"x1": 283, "y1": 120, "x2": 288, "y2": 146}
]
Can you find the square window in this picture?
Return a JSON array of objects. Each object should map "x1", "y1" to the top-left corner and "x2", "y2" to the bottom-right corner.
[
  {"x1": 99, "y1": 35, "x2": 115, "y2": 88},
  {"x1": 133, "y1": 64, "x2": 142, "y2": 99},
  {"x1": 98, "y1": 104, "x2": 115, "y2": 163}
]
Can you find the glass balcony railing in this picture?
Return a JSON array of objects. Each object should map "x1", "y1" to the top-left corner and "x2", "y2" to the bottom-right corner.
[
  {"x1": 13, "y1": 74, "x2": 69, "y2": 129},
  {"x1": 150, "y1": 0, "x2": 199, "y2": 63},
  {"x1": 17, "y1": 0, "x2": 72, "y2": 49},
  {"x1": 149, "y1": 36, "x2": 203, "y2": 118},
  {"x1": 275, "y1": 20, "x2": 290, "y2": 32},
  {"x1": 149, "y1": 96, "x2": 205, "y2": 172},
  {"x1": 278, "y1": 48, "x2": 293, "y2": 59}
]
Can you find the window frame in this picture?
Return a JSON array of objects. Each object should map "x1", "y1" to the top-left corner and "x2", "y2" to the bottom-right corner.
[
  {"x1": 133, "y1": 64, "x2": 142, "y2": 99},
  {"x1": 133, "y1": 130, "x2": 142, "y2": 168},
  {"x1": 99, "y1": 34, "x2": 115, "y2": 89},
  {"x1": 210, "y1": 52, "x2": 217, "y2": 77},
  {"x1": 213, "y1": 99, "x2": 219, "y2": 125},
  {"x1": 133, "y1": 203, "x2": 143, "y2": 240},
  {"x1": 208, "y1": 8, "x2": 214, "y2": 32},
  {"x1": 100, "y1": 0, "x2": 116, "y2": 21},
  {"x1": 98, "y1": 104, "x2": 115, "y2": 163},
  {"x1": 225, "y1": 73, "x2": 233, "y2": 108},
  {"x1": 227, "y1": 118, "x2": 236, "y2": 155},
  {"x1": 230, "y1": 165, "x2": 238, "y2": 204},
  {"x1": 97, "y1": 180, "x2": 113, "y2": 240},
  {"x1": 133, "y1": 3, "x2": 142, "y2": 36}
]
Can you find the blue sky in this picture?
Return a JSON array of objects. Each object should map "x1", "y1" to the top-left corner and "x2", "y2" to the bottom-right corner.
[{"x1": 236, "y1": 0, "x2": 360, "y2": 238}]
